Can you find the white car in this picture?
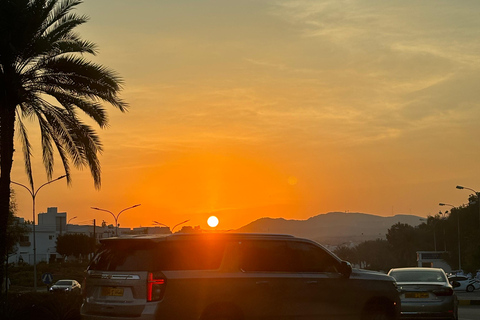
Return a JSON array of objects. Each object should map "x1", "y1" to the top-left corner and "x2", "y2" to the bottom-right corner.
[
  {"x1": 448, "y1": 275, "x2": 480, "y2": 292},
  {"x1": 49, "y1": 279, "x2": 82, "y2": 294},
  {"x1": 388, "y1": 267, "x2": 458, "y2": 320}
]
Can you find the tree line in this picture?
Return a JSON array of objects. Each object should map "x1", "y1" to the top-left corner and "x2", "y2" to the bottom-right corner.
[{"x1": 334, "y1": 195, "x2": 480, "y2": 273}]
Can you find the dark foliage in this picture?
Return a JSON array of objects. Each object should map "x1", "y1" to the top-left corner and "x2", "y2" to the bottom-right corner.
[
  {"x1": 334, "y1": 196, "x2": 480, "y2": 273},
  {"x1": 56, "y1": 234, "x2": 96, "y2": 260}
]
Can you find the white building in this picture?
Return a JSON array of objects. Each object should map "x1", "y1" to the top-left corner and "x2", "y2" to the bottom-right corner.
[
  {"x1": 417, "y1": 251, "x2": 452, "y2": 272},
  {"x1": 9, "y1": 207, "x2": 66, "y2": 264}
]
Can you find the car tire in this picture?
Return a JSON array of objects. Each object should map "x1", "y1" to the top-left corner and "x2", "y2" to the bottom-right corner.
[{"x1": 467, "y1": 284, "x2": 474, "y2": 292}]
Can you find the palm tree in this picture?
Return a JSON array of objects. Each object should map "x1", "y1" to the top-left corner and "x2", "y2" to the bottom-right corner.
[{"x1": 0, "y1": 0, "x2": 127, "y2": 287}]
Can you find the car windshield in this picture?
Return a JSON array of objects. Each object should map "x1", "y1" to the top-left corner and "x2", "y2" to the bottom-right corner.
[
  {"x1": 389, "y1": 270, "x2": 446, "y2": 283},
  {"x1": 56, "y1": 280, "x2": 73, "y2": 285}
]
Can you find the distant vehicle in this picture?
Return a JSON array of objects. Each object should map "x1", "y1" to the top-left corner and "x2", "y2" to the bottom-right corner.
[
  {"x1": 49, "y1": 279, "x2": 82, "y2": 294},
  {"x1": 446, "y1": 270, "x2": 463, "y2": 277},
  {"x1": 81, "y1": 233, "x2": 400, "y2": 320},
  {"x1": 388, "y1": 267, "x2": 457, "y2": 320},
  {"x1": 448, "y1": 275, "x2": 480, "y2": 292}
]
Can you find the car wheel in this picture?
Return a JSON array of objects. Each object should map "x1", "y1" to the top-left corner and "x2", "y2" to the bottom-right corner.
[{"x1": 467, "y1": 284, "x2": 474, "y2": 292}]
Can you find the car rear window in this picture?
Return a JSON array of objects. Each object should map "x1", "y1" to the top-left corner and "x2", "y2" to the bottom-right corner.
[
  {"x1": 389, "y1": 270, "x2": 446, "y2": 282},
  {"x1": 88, "y1": 239, "x2": 226, "y2": 271}
]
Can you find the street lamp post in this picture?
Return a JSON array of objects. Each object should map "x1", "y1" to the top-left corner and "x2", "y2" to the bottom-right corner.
[
  {"x1": 11, "y1": 175, "x2": 66, "y2": 292},
  {"x1": 67, "y1": 216, "x2": 77, "y2": 233},
  {"x1": 456, "y1": 185, "x2": 480, "y2": 229},
  {"x1": 91, "y1": 204, "x2": 141, "y2": 236},
  {"x1": 153, "y1": 219, "x2": 190, "y2": 233},
  {"x1": 172, "y1": 220, "x2": 190, "y2": 233},
  {"x1": 438, "y1": 211, "x2": 447, "y2": 251},
  {"x1": 439, "y1": 203, "x2": 461, "y2": 270}
]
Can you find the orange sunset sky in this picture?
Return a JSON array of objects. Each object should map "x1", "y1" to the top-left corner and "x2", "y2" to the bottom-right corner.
[{"x1": 10, "y1": 0, "x2": 480, "y2": 230}]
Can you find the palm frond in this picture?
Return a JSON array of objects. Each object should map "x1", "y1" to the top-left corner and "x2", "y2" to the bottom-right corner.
[
  {"x1": 3, "y1": 0, "x2": 127, "y2": 190},
  {"x1": 15, "y1": 116, "x2": 34, "y2": 189},
  {"x1": 42, "y1": 86, "x2": 108, "y2": 126},
  {"x1": 41, "y1": 106, "x2": 103, "y2": 188},
  {"x1": 45, "y1": 13, "x2": 90, "y2": 45},
  {"x1": 39, "y1": 56, "x2": 128, "y2": 111},
  {"x1": 41, "y1": 0, "x2": 84, "y2": 37}
]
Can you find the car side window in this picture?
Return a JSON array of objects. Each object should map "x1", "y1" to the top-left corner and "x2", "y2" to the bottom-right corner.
[
  {"x1": 239, "y1": 240, "x2": 296, "y2": 272},
  {"x1": 238, "y1": 240, "x2": 340, "y2": 273},
  {"x1": 288, "y1": 241, "x2": 339, "y2": 273}
]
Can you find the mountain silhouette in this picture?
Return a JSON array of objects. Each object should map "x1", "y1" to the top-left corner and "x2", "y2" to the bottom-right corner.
[{"x1": 236, "y1": 212, "x2": 424, "y2": 246}]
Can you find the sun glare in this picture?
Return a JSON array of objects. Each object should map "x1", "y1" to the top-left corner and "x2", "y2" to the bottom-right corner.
[{"x1": 207, "y1": 216, "x2": 219, "y2": 228}]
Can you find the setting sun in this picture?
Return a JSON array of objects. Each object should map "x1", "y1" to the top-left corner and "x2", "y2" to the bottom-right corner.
[{"x1": 207, "y1": 216, "x2": 219, "y2": 228}]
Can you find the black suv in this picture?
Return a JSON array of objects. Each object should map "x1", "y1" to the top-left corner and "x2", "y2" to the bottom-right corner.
[{"x1": 81, "y1": 233, "x2": 400, "y2": 320}]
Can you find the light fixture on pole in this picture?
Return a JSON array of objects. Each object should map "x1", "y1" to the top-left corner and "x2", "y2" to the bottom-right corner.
[
  {"x1": 11, "y1": 175, "x2": 67, "y2": 292},
  {"x1": 172, "y1": 220, "x2": 190, "y2": 233},
  {"x1": 439, "y1": 202, "x2": 461, "y2": 270},
  {"x1": 152, "y1": 219, "x2": 190, "y2": 233},
  {"x1": 152, "y1": 221, "x2": 169, "y2": 229},
  {"x1": 67, "y1": 216, "x2": 77, "y2": 233},
  {"x1": 91, "y1": 204, "x2": 141, "y2": 236},
  {"x1": 456, "y1": 185, "x2": 480, "y2": 229}
]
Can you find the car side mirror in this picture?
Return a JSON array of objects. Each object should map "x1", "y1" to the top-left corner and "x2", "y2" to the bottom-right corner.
[{"x1": 340, "y1": 261, "x2": 352, "y2": 278}]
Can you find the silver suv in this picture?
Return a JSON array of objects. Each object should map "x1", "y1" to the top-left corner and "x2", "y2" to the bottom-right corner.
[{"x1": 81, "y1": 233, "x2": 400, "y2": 320}]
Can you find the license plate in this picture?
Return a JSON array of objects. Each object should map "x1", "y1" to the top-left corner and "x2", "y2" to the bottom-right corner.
[
  {"x1": 405, "y1": 292, "x2": 429, "y2": 298},
  {"x1": 101, "y1": 287, "x2": 124, "y2": 297}
]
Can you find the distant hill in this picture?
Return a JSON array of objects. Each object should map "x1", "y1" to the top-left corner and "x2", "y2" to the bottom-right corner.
[{"x1": 235, "y1": 212, "x2": 424, "y2": 246}]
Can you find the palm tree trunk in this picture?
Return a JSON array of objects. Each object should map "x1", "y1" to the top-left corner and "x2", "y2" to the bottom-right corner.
[{"x1": 0, "y1": 101, "x2": 16, "y2": 291}]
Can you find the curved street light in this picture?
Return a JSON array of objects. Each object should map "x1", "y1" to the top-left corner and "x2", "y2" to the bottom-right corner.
[
  {"x1": 152, "y1": 219, "x2": 190, "y2": 233},
  {"x1": 11, "y1": 175, "x2": 67, "y2": 292},
  {"x1": 67, "y1": 216, "x2": 77, "y2": 233},
  {"x1": 439, "y1": 203, "x2": 461, "y2": 270},
  {"x1": 172, "y1": 220, "x2": 190, "y2": 233},
  {"x1": 91, "y1": 204, "x2": 141, "y2": 236},
  {"x1": 456, "y1": 185, "x2": 480, "y2": 229}
]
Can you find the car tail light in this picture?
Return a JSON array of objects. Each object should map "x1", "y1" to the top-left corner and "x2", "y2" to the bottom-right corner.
[
  {"x1": 433, "y1": 287, "x2": 454, "y2": 296},
  {"x1": 147, "y1": 272, "x2": 166, "y2": 302}
]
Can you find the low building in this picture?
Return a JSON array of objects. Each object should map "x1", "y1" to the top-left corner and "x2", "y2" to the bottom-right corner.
[
  {"x1": 417, "y1": 251, "x2": 452, "y2": 272},
  {"x1": 9, "y1": 207, "x2": 67, "y2": 265}
]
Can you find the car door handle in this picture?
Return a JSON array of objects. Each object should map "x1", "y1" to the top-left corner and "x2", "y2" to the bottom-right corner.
[
  {"x1": 306, "y1": 281, "x2": 318, "y2": 285},
  {"x1": 256, "y1": 281, "x2": 269, "y2": 286}
]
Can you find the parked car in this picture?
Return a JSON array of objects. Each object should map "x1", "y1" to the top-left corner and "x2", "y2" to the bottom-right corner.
[
  {"x1": 81, "y1": 233, "x2": 400, "y2": 320},
  {"x1": 388, "y1": 267, "x2": 457, "y2": 320},
  {"x1": 448, "y1": 275, "x2": 480, "y2": 292},
  {"x1": 49, "y1": 279, "x2": 82, "y2": 294}
]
